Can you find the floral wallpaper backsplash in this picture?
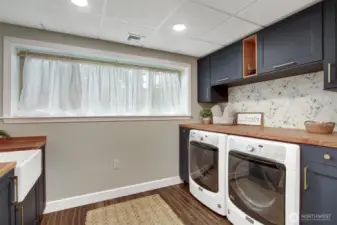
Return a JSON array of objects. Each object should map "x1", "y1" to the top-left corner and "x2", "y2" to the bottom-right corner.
[{"x1": 228, "y1": 71, "x2": 337, "y2": 130}]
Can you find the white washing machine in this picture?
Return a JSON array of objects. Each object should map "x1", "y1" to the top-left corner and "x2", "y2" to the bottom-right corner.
[
  {"x1": 226, "y1": 135, "x2": 300, "y2": 225},
  {"x1": 189, "y1": 130, "x2": 228, "y2": 216}
]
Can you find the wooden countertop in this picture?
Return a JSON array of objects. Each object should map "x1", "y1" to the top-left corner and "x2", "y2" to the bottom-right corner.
[
  {"x1": 0, "y1": 162, "x2": 16, "y2": 177},
  {"x1": 0, "y1": 136, "x2": 46, "y2": 152},
  {"x1": 180, "y1": 124, "x2": 337, "y2": 148}
]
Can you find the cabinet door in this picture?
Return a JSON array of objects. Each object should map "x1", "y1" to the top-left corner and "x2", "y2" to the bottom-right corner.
[
  {"x1": 0, "y1": 171, "x2": 15, "y2": 225},
  {"x1": 198, "y1": 56, "x2": 212, "y2": 103},
  {"x1": 197, "y1": 57, "x2": 228, "y2": 103},
  {"x1": 323, "y1": 0, "x2": 337, "y2": 89},
  {"x1": 16, "y1": 183, "x2": 38, "y2": 225},
  {"x1": 258, "y1": 3, "x2": 322, "y2": 74},
  {"x1": 210, "y1": 41, "x2": 242, "y2": 85},
  {"x1": 179, "y1": 127, "x2": 190, "y2": 183},
  {"x1": 35, "y1": 175, "x2": 45, "y2": 222},
  {"x1": 301, "y1": 162, "x2": 337, "y2": 224}
]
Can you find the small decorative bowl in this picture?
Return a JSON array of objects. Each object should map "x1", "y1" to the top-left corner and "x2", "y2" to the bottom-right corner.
[{"x1": 304, "y1": 121, "x2": 335, "y2": 134}]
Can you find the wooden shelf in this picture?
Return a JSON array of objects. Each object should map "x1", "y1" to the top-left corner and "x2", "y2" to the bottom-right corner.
[{"x1": 243, "y1": 35, "x2": 257, "y2": 78}]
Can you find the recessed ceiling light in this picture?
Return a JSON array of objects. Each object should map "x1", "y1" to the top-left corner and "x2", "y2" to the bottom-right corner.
[
  {"x1": 71, "y1": 0, "x2": 88, "y2": 7},
  {"x1": 173, "y1": 24, "x2": 186, "y2": 32}
]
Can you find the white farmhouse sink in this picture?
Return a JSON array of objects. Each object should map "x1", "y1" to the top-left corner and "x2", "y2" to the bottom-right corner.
[{"x1": 0, "y1": 150, "x2": 42, "y2": 202}]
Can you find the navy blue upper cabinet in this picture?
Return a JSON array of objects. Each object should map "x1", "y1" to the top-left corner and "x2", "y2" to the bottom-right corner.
[
  {"x1": 258, "y1": 3, "x2": 323, "y2": 74},
  {"x1": 323, "y1": 0, "x2": 337, "y2": 90},
  {"x1": 210, "y1": 41, "x2": 242, "y2": 86},
  {"x1": 197, "y1": 56, "x2": 228, "y2": 103},
  {"x1": 198, "y1": 56, "x2": 211, "y2": 102}
]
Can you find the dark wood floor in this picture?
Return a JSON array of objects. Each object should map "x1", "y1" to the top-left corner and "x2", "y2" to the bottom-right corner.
[{"x1": 41, "y1": 184, "x2": 232, "y2": 225}]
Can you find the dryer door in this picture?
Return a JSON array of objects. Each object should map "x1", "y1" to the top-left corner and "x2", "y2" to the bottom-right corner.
[
  {"x1": 228, "y1": 150, "x2": 286, "y2": 225},
  {"x1": 190, "y1": 141, "x2": 219, "y2": 193}
]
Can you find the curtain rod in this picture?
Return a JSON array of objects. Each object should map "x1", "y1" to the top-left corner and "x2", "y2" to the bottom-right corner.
[{"x1": 16, "y1": 51, "x2": 181, "y2": 74}]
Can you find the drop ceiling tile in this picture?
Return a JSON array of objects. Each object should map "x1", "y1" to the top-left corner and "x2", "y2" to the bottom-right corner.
[
  {"x1": 105, "y1": 0, "x2": 183, "y2": 28},
  {"x1": 99, "y1": 18, "x2": 154, "y2": 44},
  {"x1": 160, "y1": 1, "x2": 230, "y2": 38},
  {"x1": 43, "y1": 0, "x2": 106, "y2": 16},
  {"x1": 41, "y1": 7, "x2": 101, "y2": 38},
  {"x1": 0, "y1": 0, "x2": 104, "y2": 37},
  {"x1": 192, "y1": 0, "x2": 256, "y2": 14},
  {"x1": 200, "y1": 17, "x2": 261, "y2": 45},
  {"x1": 237, "y1": 0, "x2": 321, "y2": 26},
  {"x1": 143, "y1": 32, "x2": 222, "y2": 57},
  {"x1": 0, "y1": 0, "x2": 45, "y2": 29}
]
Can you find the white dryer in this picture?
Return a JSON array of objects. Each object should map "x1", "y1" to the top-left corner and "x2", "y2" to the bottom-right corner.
[
  {"x1": 189, "y1": 130, "x2": 228, "y2": 216},
  {"x1": 226, "y1": 135, "x2": 300, "y2": 225}
]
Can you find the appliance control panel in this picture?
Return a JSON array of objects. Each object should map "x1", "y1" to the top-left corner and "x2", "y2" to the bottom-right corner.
[
  {"x1": 228, "y1": 136, "x2": 298, "y2": 163},
  {"x1": 190, "y1": 130, "x2": 219, "y2": 146}
]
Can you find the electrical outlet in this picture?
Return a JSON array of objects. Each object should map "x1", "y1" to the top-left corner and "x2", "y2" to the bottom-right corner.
[{"x1": 113, "y1": 159, "x2": 120, "y2": 170}]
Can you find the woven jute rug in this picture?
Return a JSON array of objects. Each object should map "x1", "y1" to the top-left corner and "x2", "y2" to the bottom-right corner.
[{"x1": 85, "y1": 194, "x2": 184, "y2": 225}]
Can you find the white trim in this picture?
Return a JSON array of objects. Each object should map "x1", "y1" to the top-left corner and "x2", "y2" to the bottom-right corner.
[
  {"x1": 3, "y1": 116, "x2": 193, "y2": 124},
  {"x1": 3, "y1": 37, "x2": 191, "y2": 70},
  {"x1": 44, "y1": 176, "x2": 182, "y2": 214},
  {"x1": 3, "y1": 37, "x2": 12, "y2": 118},
  {"x1": 2, "y1": 36, "x2": 192, "y2": 122}
]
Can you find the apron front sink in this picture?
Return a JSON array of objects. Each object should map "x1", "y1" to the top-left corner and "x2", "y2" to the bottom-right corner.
[{"x1": 0, "y1": 150, "x2": 42, "y2": 202}]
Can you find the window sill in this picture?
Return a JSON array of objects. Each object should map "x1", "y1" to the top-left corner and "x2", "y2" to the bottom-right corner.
[{"x1": 2, "y1": 115, "x2": 193, "y2": 124}]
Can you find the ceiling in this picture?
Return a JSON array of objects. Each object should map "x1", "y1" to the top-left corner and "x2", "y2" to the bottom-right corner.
[{"x1": 0, "y1": 0, "x2": 321, "y2": 57}]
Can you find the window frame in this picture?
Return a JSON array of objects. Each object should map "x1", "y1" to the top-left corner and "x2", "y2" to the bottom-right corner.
[{"x1": 3, "y1": 36, "x2": 192, "y2": 123}]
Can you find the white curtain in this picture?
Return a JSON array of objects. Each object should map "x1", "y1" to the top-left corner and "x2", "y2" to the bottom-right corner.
[{"x1": 17, "y1": 57, "x2": 183, "y2": 117}]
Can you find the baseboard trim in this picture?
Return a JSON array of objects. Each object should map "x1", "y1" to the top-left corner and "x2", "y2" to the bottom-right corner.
[{"x1": 44, "y1": 176, "x2": 182, "y2": 214}]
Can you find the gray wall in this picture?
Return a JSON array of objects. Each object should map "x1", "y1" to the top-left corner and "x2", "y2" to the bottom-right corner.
[{"x1": 0, "y1": 23, "x2": 199, "y2": 201}]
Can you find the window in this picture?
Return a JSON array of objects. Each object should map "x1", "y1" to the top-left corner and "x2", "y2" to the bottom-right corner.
[{"x1": 3, "y1": 37, "x2": 191, "y2": 123}]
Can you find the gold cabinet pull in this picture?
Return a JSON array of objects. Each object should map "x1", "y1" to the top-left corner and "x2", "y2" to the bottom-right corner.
[
  {"x1": 12, "y1": 176, "x2": 18, "y2": 205},
  {"x1": 324, "y1": 154, "x2": 331, "y2": 160},
  {"x1": 304, "y1": 166, "x2": 308, "y2": 191},
  {"x1": 16, "y1": 206, "x2": 24, "y2": 225},
  {"x1": 328, "y1": 63, "x2": 332, "y2": 83}
]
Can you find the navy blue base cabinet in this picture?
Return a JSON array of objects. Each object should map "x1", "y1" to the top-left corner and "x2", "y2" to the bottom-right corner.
[
  {"x1": 301, "y1": 144, "x2": 337, "y2": 224},
  {"x1": 0, "y1": 170, "x2": 15, "y2": 225},
  {"x1": 179, "y1": 127, "x2": 190, "y2": 183},
  {"x1": 0, "y1": 146, "x2": 46, "y2": 225},
  {"x1": 13, "y1": 175, "x2": 45, "y2": 225}
]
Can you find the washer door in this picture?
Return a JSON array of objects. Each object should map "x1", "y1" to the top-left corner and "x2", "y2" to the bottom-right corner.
[
  {"x1": 190, "y1": 141, "x2": 219, "y2": 193},
  {"x1": 228, "y1": 150, "x2": 286, "y2": 225}
]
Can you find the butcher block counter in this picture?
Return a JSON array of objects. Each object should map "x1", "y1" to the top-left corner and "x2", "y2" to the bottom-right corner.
[
  {"x1": 180, "y1": 124, "x2": 337, "y2": 149},
  {"x1": 0, "y1": 162, "x2": 16, "y2": 177},
  {"x1": 0, "y1": 136, "x2": 46, "y2": 152}
]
